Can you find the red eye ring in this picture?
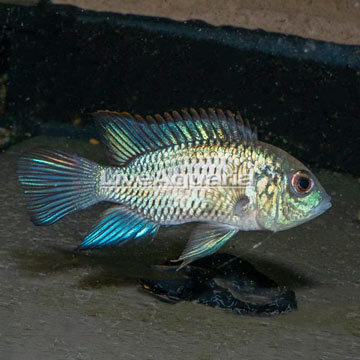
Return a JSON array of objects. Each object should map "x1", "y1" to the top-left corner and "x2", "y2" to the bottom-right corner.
[{"x1": 291, "y1": 171, "x2": 314, "y2": 195}]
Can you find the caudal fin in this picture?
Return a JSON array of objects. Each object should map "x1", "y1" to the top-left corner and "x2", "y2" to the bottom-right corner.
[{"x1": 17, "y1": 149, "x2": 102, "y2": 225}]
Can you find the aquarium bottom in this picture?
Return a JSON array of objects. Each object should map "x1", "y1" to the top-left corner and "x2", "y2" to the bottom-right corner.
[{"x1": 140, "y1": 253, "x2": 297, "y2": 316}]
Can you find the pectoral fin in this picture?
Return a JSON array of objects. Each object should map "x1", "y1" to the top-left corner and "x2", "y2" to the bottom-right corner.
[{"x1": 176, "y1": 223, "x2": 239, "y2": 269}]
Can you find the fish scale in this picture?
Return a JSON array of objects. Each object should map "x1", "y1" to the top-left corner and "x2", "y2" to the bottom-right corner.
[
  {"x1": 100, "y1": 141, "x2": 262, "y2": 226},
  {"x1": 17, "y1": 108, "x2": 331, "y2": 267}
]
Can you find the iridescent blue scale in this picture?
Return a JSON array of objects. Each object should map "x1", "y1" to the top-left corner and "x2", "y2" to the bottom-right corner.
[{"x1": 17, "y1": 108, "x2": 331, "y2": 267}]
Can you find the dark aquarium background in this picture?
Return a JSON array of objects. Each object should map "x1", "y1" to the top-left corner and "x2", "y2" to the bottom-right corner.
[
  {"x1": 0, "y1": 1, "x2": 359, "y2": 174},
  {"x1": 1, "y1": 3, "x2": 360, "y2": 358}
]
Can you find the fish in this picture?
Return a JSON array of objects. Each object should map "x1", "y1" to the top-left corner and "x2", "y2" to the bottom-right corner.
[{"x1": 17, "y1": 108, "x2": 332, "y2": 267}]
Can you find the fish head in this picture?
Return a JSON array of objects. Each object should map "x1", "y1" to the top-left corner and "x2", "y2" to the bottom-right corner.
[{"x1": 255, "y1": 144, "x2": 332, "y2": 232}]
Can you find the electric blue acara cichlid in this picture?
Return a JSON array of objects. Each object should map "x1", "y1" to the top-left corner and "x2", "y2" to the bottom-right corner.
[{"x1": 17, "y1": 108, "x2": 331, "y2": 267}]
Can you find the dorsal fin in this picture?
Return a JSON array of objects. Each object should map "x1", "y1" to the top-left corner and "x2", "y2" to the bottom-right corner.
[{"x1": 94, "y1": 108, "x2": 257, "y2": 165}]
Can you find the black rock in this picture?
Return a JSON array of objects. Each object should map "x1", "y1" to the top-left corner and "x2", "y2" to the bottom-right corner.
[{"x1": 140, "y1": 253, "x2": 297, "y2": 316}]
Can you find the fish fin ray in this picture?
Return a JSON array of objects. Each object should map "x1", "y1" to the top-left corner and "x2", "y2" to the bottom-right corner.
[
  {"x1": 93, "y1": 108, "x2": 257, "y2": 164},
  {"x1": 208, "y1": 187, "x2": 251, "y2": 217},
  {"x1": 176, "y1": 223, "x2": 239, "y2": 269},
  {"x1": 17, "y1": 149, "x2": 102, "y2": 225},
  {"x1": 79, "y1": 206, "x2": 160, "y2": 249},
  {"x1": 233, "y1": 195, "x2": 251, "y2": 216}
]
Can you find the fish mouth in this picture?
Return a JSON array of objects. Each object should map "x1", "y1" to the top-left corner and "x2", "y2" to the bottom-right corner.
[
  {"x1": 288, "y1": 198, "x2": 332, "y2": 230},
  {"x1": 309, "y1": 196, "x2": 332, "y2": 219},
  {"x1": 320, "y1": 200, "x2": 332, "y2": 212},
  {"x1": 272, "y1": 196, "x2": 332, "y2": 232}
]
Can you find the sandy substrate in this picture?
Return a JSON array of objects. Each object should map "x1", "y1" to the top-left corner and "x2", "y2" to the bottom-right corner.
[
  {"x1": 0, "y1": 135, "x2": 359, "y2": 359},
  {"x1": 1, "y1": 0, "x2": 359, "y2": 44},
  {"x1": 0, "y1": 0, "x2": 37, "y2": 4},
  {"x1": 51, "y1": 0, "x2": 360, "y2": 45}
]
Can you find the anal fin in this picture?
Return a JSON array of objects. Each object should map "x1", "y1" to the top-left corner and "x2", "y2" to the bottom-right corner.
[{"x1": 79, "y1": 206, "x2": 159, "y2": 249}]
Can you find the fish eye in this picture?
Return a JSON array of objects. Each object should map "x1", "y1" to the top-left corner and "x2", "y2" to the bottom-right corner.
[{"x1": 291, "y1": 171, "x2": 314, "y2": 195}]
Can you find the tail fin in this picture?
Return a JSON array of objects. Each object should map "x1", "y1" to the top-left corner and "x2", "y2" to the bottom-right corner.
[{"x1": 17, "y1": 149, "x2": 102, "y2": 225}]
